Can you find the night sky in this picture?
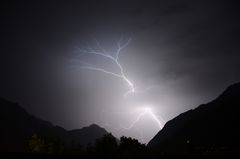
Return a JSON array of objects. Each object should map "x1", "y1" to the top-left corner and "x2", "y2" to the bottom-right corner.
[{"x1": 1, "y1": 0, "x2": 240, "y2": 143}]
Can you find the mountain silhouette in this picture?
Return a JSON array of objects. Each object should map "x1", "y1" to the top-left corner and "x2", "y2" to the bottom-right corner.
[
  {"x1": 148, "y1": 82, "x2": 240, "y2": 155},
  {"x1": 0, "y1": 97, "x2": 108, "y2": 152}
]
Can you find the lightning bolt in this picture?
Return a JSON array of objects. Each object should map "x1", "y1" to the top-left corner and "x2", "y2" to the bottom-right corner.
[
  {"x1": 119, "y1": 107, "x2": 164, "y2": 130},
  {"x1": 71, "y1": 38, "x2": 165, "y2": 142},
  {"x1": 74, "y1": 37, "x2": 134, "y2": 97}
]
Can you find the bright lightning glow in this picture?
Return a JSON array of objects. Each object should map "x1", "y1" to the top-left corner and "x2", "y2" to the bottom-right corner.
[
  {"x1": 73, "y1": 38, "x2": 165, "y2": 142},
  {"x1": 75, "y1": 37, "x2": 134, "y2": 97},
  {"x1": 120, "y1": 106, "x2": 164, "y2": 130}
]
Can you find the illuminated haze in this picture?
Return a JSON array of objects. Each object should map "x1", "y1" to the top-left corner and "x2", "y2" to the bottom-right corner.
[{"x1": 1, "y1": 0, "x2": 240, "y2": 143}]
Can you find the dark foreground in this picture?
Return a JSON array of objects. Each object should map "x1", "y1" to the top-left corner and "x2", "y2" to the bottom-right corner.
[{"x1": 1, "y1": 152, "x2": 239, "y2": 159}]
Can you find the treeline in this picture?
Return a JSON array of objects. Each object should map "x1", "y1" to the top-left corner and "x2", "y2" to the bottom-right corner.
[{"x1": 28, "y1": 133, "x2": 149, "y2": 157}]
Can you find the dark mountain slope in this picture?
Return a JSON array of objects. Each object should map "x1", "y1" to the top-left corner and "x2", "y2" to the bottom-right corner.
[
  {"x1": 0, "y1": 97, "x2": 108, "y2": 152},
  {"x1": 148, "y1": 82, "x2": 240, "y2": 154}
]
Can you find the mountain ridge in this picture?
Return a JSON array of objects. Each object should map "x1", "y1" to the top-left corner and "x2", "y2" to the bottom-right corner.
[
  {"x1": 148, "y1": 82, "x2": 240, "y2": 154},
  {"x1": 0, "y1": 97, "x2": 108, "y2": 152}
]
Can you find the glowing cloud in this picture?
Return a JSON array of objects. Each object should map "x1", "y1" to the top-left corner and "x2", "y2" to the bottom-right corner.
[
  {"x1": 75, "y1": 37, "x2": 134, "y2": 97},
  {"x1": 72, "y1": 38, "x2": 165, "y2": 142}
]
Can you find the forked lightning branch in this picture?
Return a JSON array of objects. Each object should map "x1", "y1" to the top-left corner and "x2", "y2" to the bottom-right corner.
[{"x1": 73, "y1": 38, "x2": 164, "y2": 133}]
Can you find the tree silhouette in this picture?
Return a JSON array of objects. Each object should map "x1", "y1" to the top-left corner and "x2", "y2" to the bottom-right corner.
[
  {"x1": 28, "y1": 133, "x2": 46, "y2": 153},
  {"x1": 28, "y1": 133, "x2": 68, "y2": 155},
  {"x1": 65, "y1": 143, "x2": 83, "y2": 155},
  {"x1": 119, "y1": 136, "x2": 148, "y2": 155},
  {"x1": 27, "y1": 133, "x2": 150, "y2": 157},
  {"x1": 46, "y1": 136, "x2": 65, "y2": 154},
  {"x1": 95, "y1": 133, "x2": 118, "y2": 154}
]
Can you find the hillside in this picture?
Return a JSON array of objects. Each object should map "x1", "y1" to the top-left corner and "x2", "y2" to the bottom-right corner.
[
  {"x1": 148, "y1": 82, "x2": 240, "y2": 155},
  {"x1": 0, "y1": 97, "x2": 108, "y2": 152}
]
